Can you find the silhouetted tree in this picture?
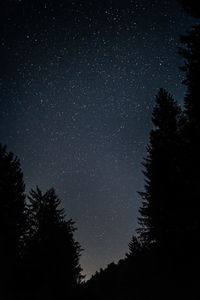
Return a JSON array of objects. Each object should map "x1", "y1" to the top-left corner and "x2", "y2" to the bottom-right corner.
[
  {"x1": 81, "y1": 4, "x2": 200, "y2": 299},
  {"x1": 0, "y1": 144, "x2": 26, "y2": 298},
  {"x1": 180, "y1": 25, "x2": 200, "y2": 122},
  {"x1": 24, "y1": 187, "x2": 82, "y2": 299},
  {"x1": 138, "y1": 89, "x2": 181, "y2": 253},
  {"x1": 178, "y1": 16, "x2": 200, "y2": 259},
  {"x1": 126, "y1": 235, "x2": 142, "y2": 258}
]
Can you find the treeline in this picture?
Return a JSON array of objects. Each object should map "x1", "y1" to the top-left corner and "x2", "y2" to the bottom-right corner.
[
  {"x1": 0, "y1": 145, "x2": 82, "y2": 299},
  {"x1": 1, "y1": 0, "x2": 200, "y2": 299},
  {"x1": 80, "y1": 1, "x2": 200, "y2": 299}
]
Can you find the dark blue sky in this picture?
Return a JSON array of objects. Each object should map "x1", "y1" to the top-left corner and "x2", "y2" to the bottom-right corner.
[{"x1": 0, "y1": 0, "x2": 193, "y2": 278}]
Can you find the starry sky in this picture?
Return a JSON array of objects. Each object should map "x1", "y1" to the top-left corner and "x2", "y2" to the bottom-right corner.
[{"x1": 0, "y1": 0, "x2": 193, "y2": 278}]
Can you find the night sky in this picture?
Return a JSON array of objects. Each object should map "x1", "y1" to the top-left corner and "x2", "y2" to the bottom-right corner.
[{"x1": 0, "y1": 0, "x2": 193, "y2": 278}]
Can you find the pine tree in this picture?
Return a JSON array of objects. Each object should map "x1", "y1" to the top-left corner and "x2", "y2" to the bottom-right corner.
[
  {"x1": 0, "y1": 144, "x2": 26, "y2": 297},
  {"x1": 24, "y1": 187, "x2": 82, "y2": 299},
  {"x1": 138, "y1": 89, "x2": 181, "y2": 253},
  {"x1": 178, "y1": 6, "x2": 200, "y2": 258},
  {"x1": 180, "y1": 25, "x2": 200, "y2": 124},
  {"x1": 127, "y1": 235, "x2": 142, "y2": 258}
]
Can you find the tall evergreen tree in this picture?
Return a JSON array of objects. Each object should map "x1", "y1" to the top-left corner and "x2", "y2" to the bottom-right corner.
[
  {"x1": 0, "y1": 144, "x2": 26, "y2": 298},
  {"x1": 138, "y1": 89, "x2": 181, "y2": 253},
  {"x1": 180, "y1": 25, "x2": 200, "y2": 124},
  {"x1": 24, "y1": 187, "x2": 82, "y2": 299},
  {"x1": 178, "y1": 4, "x2": 200, "y2": 258}
]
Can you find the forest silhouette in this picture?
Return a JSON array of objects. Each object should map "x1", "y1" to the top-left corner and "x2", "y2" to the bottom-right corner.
[{"x1": 1, "y1": 1, "x2": 200, "y2": 299}]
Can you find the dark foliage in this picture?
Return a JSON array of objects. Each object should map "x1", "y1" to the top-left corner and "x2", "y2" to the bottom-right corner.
[
  {"x1": 81, "y1": 87, "x2": 200, "y2": 300},
  {"x1": 138, "y1": 88, "x2": 181, "y2": 252},
  {"x1": 127, "y1": 235, "x2": 142, "y2": 257},
  {"x1": 180, "y1": 25, "x2": 200, "y2": 122},
  {"x1": 178, "y1": 22, "x2": 200, "y2": 259},
  {"x1": 0, "y1": 144, "x2": 27, "y2": 299},
  {"x1": 21, "y1": 187, "x2": 83, "y2": 299}
]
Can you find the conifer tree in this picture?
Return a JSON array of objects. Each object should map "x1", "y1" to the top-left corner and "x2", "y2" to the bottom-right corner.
[
  {"x1": 24, "y1": 187, "x2": 82, "y2": 299},
  {"x1": 0, "y1": 144, "x2": 26, "y2": 297},
  {"x1": 127, "y1": 235, "x2": 142, "y2": 258},
  {"x1": 138, "y1": 89, "x2": 181, "y2": 252},
  {"x1": 178, "y1": 4, "x2": 200, "y2": 257},
  {"x1": 180, "y1": 26, "x2": 200, "y2": 124}
]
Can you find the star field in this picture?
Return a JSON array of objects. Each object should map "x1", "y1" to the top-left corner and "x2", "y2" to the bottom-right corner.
[{"x1": 0, "y1": 0, "x2": 193, "y2": 278}]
